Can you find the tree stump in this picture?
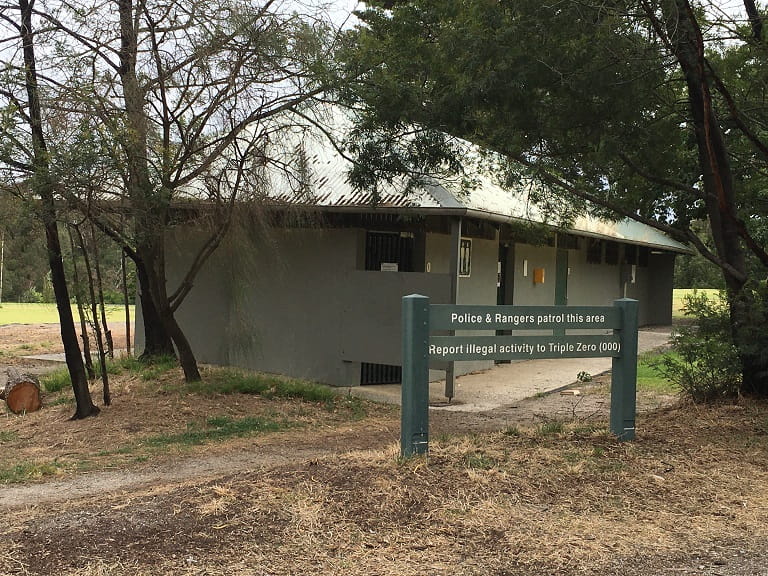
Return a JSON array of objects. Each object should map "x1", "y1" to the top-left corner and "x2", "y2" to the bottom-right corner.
[{"x1": 1, "y1": 368, "x2": 42, "y2": 414}]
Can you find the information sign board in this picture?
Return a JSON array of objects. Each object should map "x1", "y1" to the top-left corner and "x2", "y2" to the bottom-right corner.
[{"x1": 401, "y1": 297, "x2": 639, "y2": 458}]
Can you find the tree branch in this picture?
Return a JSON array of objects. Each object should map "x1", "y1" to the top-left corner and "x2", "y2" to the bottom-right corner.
[
  {"x1": 618, "y1": 151, "x2": 702, "y2": 197},
  {"x1": 706, "y1": 60, "x2": 768, "y2": 164},
  {"x1": 743, "y1": 0, "x2": 764, "y2": 42},
  {"x1": 510, "y1": 153, "x2": 690, "y2": 243}
]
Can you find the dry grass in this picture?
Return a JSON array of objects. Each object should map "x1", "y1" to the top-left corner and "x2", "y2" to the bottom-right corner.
[
  {"x1": 3, "y1": 400, "x2": 768, "y2": 575},
  {"x1": 0, "y1": 367, "x2": 392, "y2": 484},
  {"x1": 3, "y1": 324, "x2": 768, "y2": 575}
]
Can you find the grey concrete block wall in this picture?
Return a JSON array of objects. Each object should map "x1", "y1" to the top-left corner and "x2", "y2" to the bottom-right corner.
[
  {"x1": 456, "y1": 236, "x2": 499, "y2": 373},
  {"x1": 225, "y1": 227, "x2": 357, "y2": 384},
  {"x1": 457, "y1": 237, "x2": 498, "y2": 305},
  {"x1": 565, "y1": 245, "x2": 621, "y2": 307},
  {"x1": 139, "y1": 222, "x2": 677, "y2": 388},
  {"x1": 508, "y1": 241, "x2": 675, "y2": 326},
  {"x1": 135, "y1": 228, "x2": 233, "y2": 363},
  {"x1": 160, "y1": 226, "x2": 455, "y2": 386},
  {"x1": 425, "y1": 232, "x2": 499, "y2": 375}
]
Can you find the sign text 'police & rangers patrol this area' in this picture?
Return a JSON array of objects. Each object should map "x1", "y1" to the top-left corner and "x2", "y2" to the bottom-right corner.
[{"x1": 429, "y1": 304, "x2": 623, "y2": 361}]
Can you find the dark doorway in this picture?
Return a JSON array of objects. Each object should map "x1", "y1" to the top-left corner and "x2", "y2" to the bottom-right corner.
[
  {"x1": 365, "y1": 231, "x2": 415, "y2": 272},
  {"x1": 496, "y1": 244, "x2": 513, "y2": 364}
]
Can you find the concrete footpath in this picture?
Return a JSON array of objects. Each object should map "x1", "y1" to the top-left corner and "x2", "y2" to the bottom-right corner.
[{"x1": 342, "y1": 328, "x2": 672, "y2": 413}]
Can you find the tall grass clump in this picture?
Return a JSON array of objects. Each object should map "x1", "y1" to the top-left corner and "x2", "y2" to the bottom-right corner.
[
  {"x1": 191, "y1": 369, "x2": 337, "y2": 403},
  {"x1": 40, "y1": 368, "x2": 70, "y2": 393}
]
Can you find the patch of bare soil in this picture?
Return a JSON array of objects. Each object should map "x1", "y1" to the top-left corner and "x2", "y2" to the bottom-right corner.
[
  {"x1": 0, "y1": 322, "x2": 129, "y2": 372},
  {"x1": 2, "y1": 324, "x2": 768, "y2": 576}
]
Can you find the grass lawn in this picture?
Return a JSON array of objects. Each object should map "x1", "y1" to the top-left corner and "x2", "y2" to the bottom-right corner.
[
  {"x1": 672, "y1": 287, "x2": 719, "y2": 318},
  {"x1": 637, "y1": 351, "x2": 678, "y2": 394},
  {"x1": 0, "y1": 302, "x2": 134, "y2": 326},
  {"x1": 3, "y1": 291, "x2": 713, "y2": 323}
]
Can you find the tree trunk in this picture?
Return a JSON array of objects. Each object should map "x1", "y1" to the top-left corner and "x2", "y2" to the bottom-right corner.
[
  {"x1": 67, "y1": 224, "x2": 95, "y2": 380},
  {"x1": 91, "y1": 223, "x2": 114, "y2": 359},
  {"x1": 135, "y1": 258, "x2": 175, "y2": 358},
  {"x1": 138, "y1": 242, "x2": 201, "y2": 382},
  {"x1": 161, "y1": 303, "x2": 201, "y2": 382},
  {"x1": 117, "y1": 0, "x2": 189, "y2": 375},
  {"x1": 663, "y1": 0, "x2": 768, "y2": 395},
  {"x1": 18, "y1": 0, "x2": 98, "y2": 419},
  {"x1": 76, "y1": 225, "x2": 111, "y2": 406},
  {"x1": 2, "y1": 368, "x2": 42, "y2": 414},
  {"x1": 121, "y1": 245, "x2": 132, "y2": 357},
  {"x1": 49, "y1": 218, "x2": 99, "y2": 418}
]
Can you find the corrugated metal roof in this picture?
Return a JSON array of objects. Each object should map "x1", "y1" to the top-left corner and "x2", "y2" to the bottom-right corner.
[{"x1": 260, "y1": 111, "x2": 690, "y2": 253}]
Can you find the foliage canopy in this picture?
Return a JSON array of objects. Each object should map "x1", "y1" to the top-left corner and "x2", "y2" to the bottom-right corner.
[{"x1": 339, "y1": 0, "x2": 768, "y2": 394}]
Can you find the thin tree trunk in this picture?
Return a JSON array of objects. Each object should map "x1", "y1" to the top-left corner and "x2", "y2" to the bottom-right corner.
[
  {"x1": 67, "y1": 224, "x2": 95, "y2": 380},
  {"x1": 90, "y1": 223, "x2": 114, "y2": 358},
  {"x1": 18, "y1": 0, "x2": 98, "y2": 418},
  {"x1": 75, "y1": 225, "x2": 110, "y2": 405},
  {"x1": 122, "y1": 246, "x2": 132, "y2": 357}
]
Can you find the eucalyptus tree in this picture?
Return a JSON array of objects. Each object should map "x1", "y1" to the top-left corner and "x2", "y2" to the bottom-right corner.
[
  {"x1": 3, "y1": 0, "x2": 347, "y2": 382},
  {"x1": 0, "y1": 0, "x2": 99, "y2": 418},
  {"x1": 340, "y1": 0, "x2": 768, "y2": 395}
]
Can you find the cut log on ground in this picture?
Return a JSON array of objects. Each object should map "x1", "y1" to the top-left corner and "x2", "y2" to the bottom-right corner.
[{"x1": 2, "y1": 367, "x2": 42, "y2": 414}]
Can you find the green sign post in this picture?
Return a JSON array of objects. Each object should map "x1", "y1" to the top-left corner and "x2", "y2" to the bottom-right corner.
[{"x1": 401, "y1": 295, "x2": 639, "y2": 458}]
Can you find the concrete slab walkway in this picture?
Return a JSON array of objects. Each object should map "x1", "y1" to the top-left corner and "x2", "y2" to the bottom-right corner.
[{"x1": 342, "y1": 328, "x2": 672, "y2": 412}]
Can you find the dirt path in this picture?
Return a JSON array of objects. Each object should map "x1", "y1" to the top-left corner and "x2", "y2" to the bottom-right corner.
[
  {"x1": 0, "y1": 381, "x2": 673, "y2": 512},
  {"x1": 0, "y1": 418, "x2": 401, "y2": 510}
]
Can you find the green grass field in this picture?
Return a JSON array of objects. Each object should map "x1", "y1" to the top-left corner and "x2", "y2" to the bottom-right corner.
[
  {"x1": 0, "y1": 303, "x2": 134, "y2": 326},
  {"x1": 672, "y1": 288, "x2": 719, "y2": 318},
  {"x1": 1, "y1": 290, "x2": 715, "y2": 325}
]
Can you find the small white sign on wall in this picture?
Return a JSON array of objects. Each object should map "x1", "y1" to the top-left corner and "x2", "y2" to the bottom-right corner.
[{"x1": 381, "y1": 262, "x2": 399, "y2": 272}]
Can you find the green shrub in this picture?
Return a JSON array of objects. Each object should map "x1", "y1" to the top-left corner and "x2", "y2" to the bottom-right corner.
[
  {"x1": 19, "y1": 288, "x2": 44, "y2": 303},
  {"x1": 655, "y1": 291, "x2": 740, "y2": 402}
]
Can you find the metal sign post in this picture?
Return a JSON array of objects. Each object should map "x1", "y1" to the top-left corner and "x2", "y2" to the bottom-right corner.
[
  {"x1": 401, "y1": 297, "x2": 639, "y2": 458},
  {"x1": 611, "y1": 298, "x2": 639, "y2": 441},
  {"x1": 401, "y1": 295, "x2": 430, "y2": 458}
]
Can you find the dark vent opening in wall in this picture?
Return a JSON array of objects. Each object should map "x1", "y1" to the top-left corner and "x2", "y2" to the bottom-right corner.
[{"x1": 361, "y1": 362, "x2": 402, "y2": 385}]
